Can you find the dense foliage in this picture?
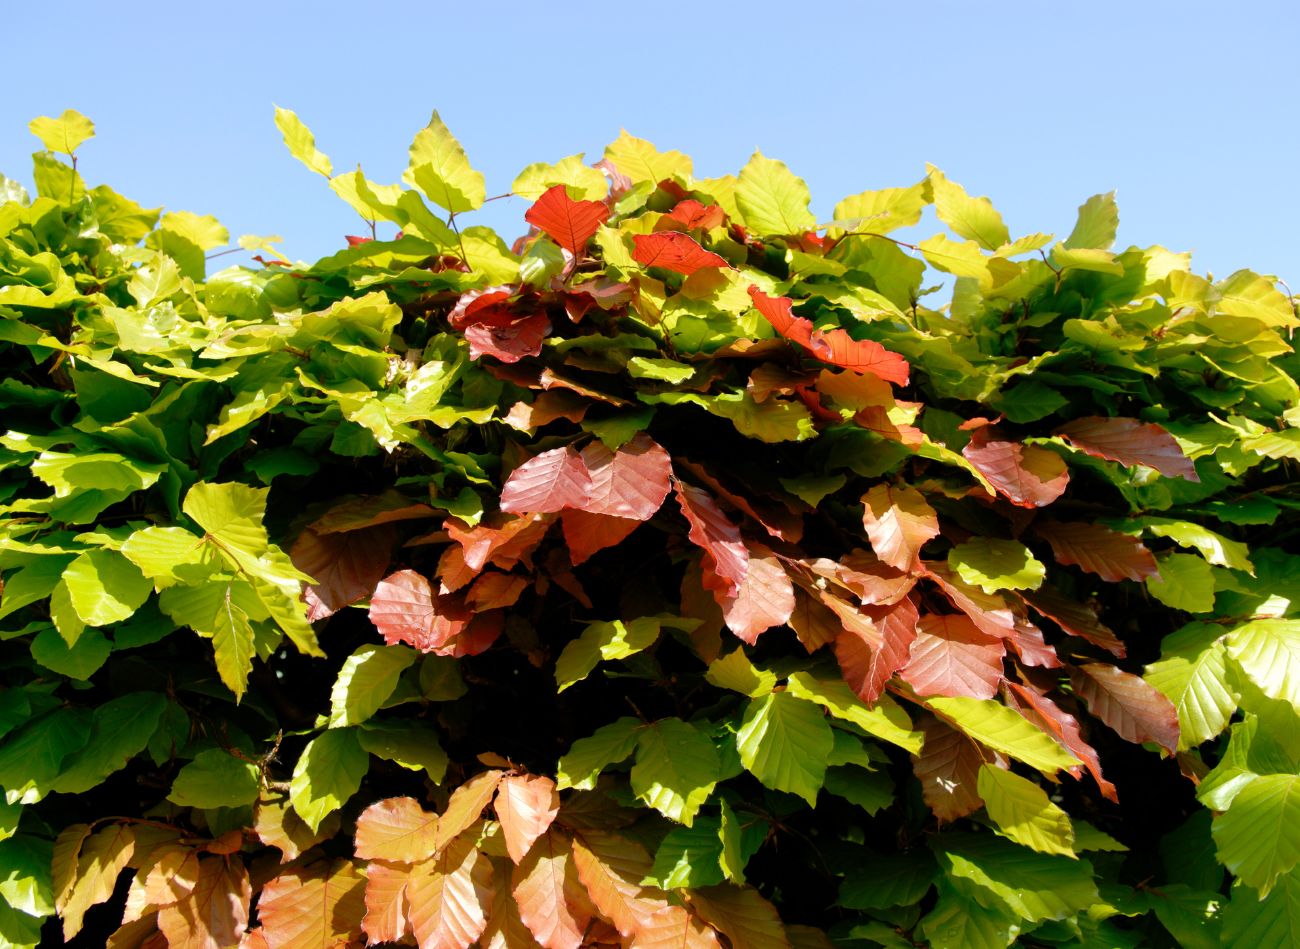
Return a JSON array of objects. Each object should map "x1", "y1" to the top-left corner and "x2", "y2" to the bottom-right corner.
[{"x1": 1, "y1": 107, "x2": 1298, "y2": 948}]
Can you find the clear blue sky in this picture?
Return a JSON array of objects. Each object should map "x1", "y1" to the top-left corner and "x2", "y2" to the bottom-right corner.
[{"x1": 2, "y1": 1, "x2": 1295, "y2": 283}]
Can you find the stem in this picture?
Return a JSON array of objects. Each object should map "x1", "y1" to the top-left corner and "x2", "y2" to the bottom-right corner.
[{"x1": 447, "y1": 211, "x2": 472, "y2": 272}]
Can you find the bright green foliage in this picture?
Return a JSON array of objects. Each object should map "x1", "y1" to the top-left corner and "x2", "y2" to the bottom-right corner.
[{"x1": 0, "y1": 109, "x2": 1297, "y2": 947}]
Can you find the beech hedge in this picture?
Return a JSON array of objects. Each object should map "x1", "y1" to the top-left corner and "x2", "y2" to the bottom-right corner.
[{"x1": 1, "y1": 107, "x2": 1299, "y2": 948}]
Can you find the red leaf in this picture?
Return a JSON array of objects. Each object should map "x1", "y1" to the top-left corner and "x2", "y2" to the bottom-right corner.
[
  {"x1": 1006, "y1": 618, "x2": 1062, "y2": 669},
  {"x1": 674, "y1": 459, "x2": 805, "y2": 544},
  {"x1": 675, "y1": 483, "x2": 749, "y2": 598},
  {"x1": 465, "y1": 312, "x2": 551, "y2": 363},
  {"x1": 912, "y1": 714, "x2": 996, "y2": 822},
  {"x1": 345, "y1": 235, "x2": 372, "y2": 247},
  {"x1": 369, "y1": 570, "x2": 471, "y2": 652},
  {"x1": 292, "y1": 523, "x2": 396, "y2": 622},
  {"x1": 962, "y1": 428, "x2": 1070, "y2": 507},
  {"x1": 901, "y1": 614, "x2": 1006, "y2": 700},
  {"x1": 512, "y1": 830, "x2": 596, "y2": 949},
  {"x1": 1036, "y1": 520, "x2": 1158, "y2": 582},
  {"x1": 1055, "y1": 416, "x2": 1198, "y2": 481},
  {"x1": 721, "y1": 543, "x2": 795, "y2": 644},
  {"x1": 1069, "y1": 663, "x2": 1180, "y2": 753},
  {"x1": 354, "y1": 797, "x2": 440, "y2": 863},
  {"x1": 256, "y1": 860, "x2": 366, "y2": 949},
  {"x1": 446, "y1": 514, "x2": 553, "y2": 574},
  {"x1": 561, "y1": 510, "x2": 642, "y2": 566},
  {"x1": 524, "y1": 185, "x2": 610, "y2": 254},
  {"x1": 431, "y1": 609, "x2": 505, "y2": 658},
  {"x1": 1022, "y1": 585, "x2": 1126, "y2": 658},
  {"x1": 860, "y1": 484, "x2": 939, "y2": 571},
  {"x1": 632, "y1": 232, "x2": 730, "y2": 276},
  {"x1": 833, "y1": 595, "x2": 919, "y2": 704},
  {"x1": 747, "y1": 287, "x2": 910, "y2": 386},
  {"x1": 500, "y1": 447, "x2": 593, "y2": 514},
  {"x1": 448, "y1": 286, "x2": 517, "y2": 329},
  {"x1": 578, "y1": 434, "x2": 672, "y2": 520},
  {"x1": 1003, "y1": 682, "x2": 1117, "y2": 803},
  {"x1": 662, "y1": 199, "x2": 726, "y2": 231},
  {"x1": 495, "y1": 774, "x2": 561, "y2": 864}
]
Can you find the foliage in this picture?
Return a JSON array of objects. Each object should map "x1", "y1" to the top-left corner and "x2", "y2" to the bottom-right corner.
[{"x1": 1, "y1": 106, "x2": 1298, "y2": 948}]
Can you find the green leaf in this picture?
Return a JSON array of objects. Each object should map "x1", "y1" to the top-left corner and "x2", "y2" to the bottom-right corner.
[
  {"x1": 705, "y1": 649, "x2": 777, "y2": 697},
  {"x1": 993, "y1": 381, "x2": 1068, "y2": 424},
  {"x1": 210, "y1": 586, "x2": 257, "y2": 701},
  {"x1": 329, "y1": 645, "x2": 417, "y2": 727},
  {"x1": 1212, "y1": 773, "x2": 1300, "y2": 895},
  {"x1": 1222, "y1": 870, "x2": 1300, "y2": 949},
  {"x1": 785, "y1": 672, "x2": 922, "y2": 753},
  {"x1": 627, "y1": 356, "x2": 696, "y2": 384},
  {"x1": 646, "y1": 817, "x2": 726, "y2": 889},
  {"x1": 29, "y1": 628, "x2": 109, "y2": 681},
  {"x1": 718, "y1": 798, "x2": 761, "y2": 883},
  {"x1": 274, "y1": 106, "x2": 332, "y2": 177},
  {"x1": 512, "y1": 154, "x2": 607, "y2": 201},
  {"x1": 934, "y1": 831, "x2": 1099, "y2": 922},
  {"x1": 120, "y1": 526, "x2": 214, "y2": 584},
  {"x1": 28, "y1": 110, "x2": 94, "y2": 154},
  {"x1": 0, "y1": 834, "x2": 54, "y2": 917},
  {"x1": 555, "y1": 617, "x2": 663, "y2": 691},
  {"x1": 1145, "y1": 552, "x2": 1216, "y2": 613},
  {"x1": 290, "y1": 729, "x2": 369, "y2": 833},
  {"x1": 602, "y1": 130, "x2": 692, "y2": 185},
  {"x1": 976, "y1": 764, "x2": 1076, "y2": 857},
  {"x1": 51, "y1": 693, "x2": 167, "y2": 794},
  {"x1": 823, "y1": 765, "x2": 894, "y2": 814},
  {"x1": 630, "y1": 718, "x2": 721, "y2": 825},
  {"x1": 947, "y1": 538, "x2": 1045, "y2": 593},
  {"x1": 61, "y1": 550, "x2": 151, "y2": 627},
  {"x1": 735, "y1": 691, "x2": 834, "y2": 805},
  {"x1": 735, "y1": 151, "x2": 817, "y2": 236},
  {"x1": 356, "y1": 720, "x2": 447, "y2": 783},
  {"x1": 840, "y1": 850, "x2": 937, "y2": 910},
  {"x1": 927, "y1": 696, "x2": 1082, "y2": 774},
  {"x1": 1064, "y1": 192, "x2": 1118, "y2": 250},
  {"x1": 182, "y1": 481, "x2": 272, "y2": 558},
  {"x1": 928, "y1": 166, "x2": 1010, "y2": 251},
  {"x1": 1141, "y1": 517, "x2": 1253, "y2": 572},
  {"x1": 832, "y1": 180, "x2": 930, "y2": 234},
  {"x1": 168, "y1": 748, "x2": 260, "y2": 810},
  {"x1": 1226, "y1": 620, "x2": 1300, "y2": 715},
  {"x1": 0, "y1": 708, "x2": 90, "y2": 804},
  {"x1": 1146, "y1": 622, "x2": 1237, "y2": 749},
  {"x1": 556, "y1": 717, "x2": 642, "y2": 790},
  {"x1": 918, "y1": 879, "x2": 1022, "y2": 949},
  {"x1": 406, "y1": 111, "x2": 485, "y2": 213}
]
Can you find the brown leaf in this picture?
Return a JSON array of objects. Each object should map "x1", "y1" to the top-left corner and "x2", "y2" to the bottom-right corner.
[
  {"x1": 901, "y1": 614, "x2": 1006, "y2": 700},
  {"x1": 512, "y1": 830, "x2": 594, "y2": 949},
  {"x1": 482, "y1": 858, "x2": 544, "y2": 949},
  {"x1": 157, "y1": 855, "x2": 251, "y2": 949},
  {"x1": 294, "y1": 524, "x2": 398, "y2": 621},
  {"x1": 525, "y1": 185, "x2": 610, "y2": 254},
  {"x1": 436, "y1": 771, "x2": 506, "y2": 852},
  {"x1": 675, "y1": 483, "x2": 749, "y2": 598},
  {"x1": 721, "y1": 544, "x2": 795, "y2": 644},
  {"x1": 861, "y1": 484, "x2": 940, "y2": 571},
  {"x1": 496, "y1": 775, "x2": 561, "y2": 864},
  {"x1": 256, "y1": 859, "x2": 366, "y2": 949},
  {"x1": 688, "y1": 885, "x2": 787, "y2": 949},
  {"x1": 465, "y1": 572, "x2": 530, "y2": 612},
  {"x1": 445, "y1": 513, "x2": 553, "y2": 574},
  {"x1": 308, "y1": 491, "x2": 435, "y2": 533},
  {"x1": 962, "y1": 428, "x2": 1070, "y2": 507},
  {"x1": 1036, "y1": 520, "x2": 1158, "y2": 582},
  {"x1": 632, "y1": 231, "x2": 730, "y2": 275},
  {"x1": 570, "y1": 830, "x2": 673, "y2": 940},
  {"x1": 1004, "y1": 682, "x2": 1117, "y2": 803},
  {"x1": 561, "y1": 510, "x2": 641, "y2": 566},
  {"x1": 1055, "y1": 416, "x2": 1198, "y2": 481},
  {"x1": 407, "y1": 837, "x2": 495, "y2": 949},
  {"x1": 1070, "y1": 663, "x2": 1180, "y2": 753},
  {"x1": 912, "y1": 714, "x2": 996, "y2": 822},
  {"x1": 254, "y1": 795, "x2": 338, "y2": 863},
  {"x1": 369, "y1": 569, "x2": 471, "y2": 652},
  {"x1": 1022, "y1": 585, "x2": 1126, "y2": 658},
  {"x1": 354, "y1": 797, "x2": 440, "y2": 863}
]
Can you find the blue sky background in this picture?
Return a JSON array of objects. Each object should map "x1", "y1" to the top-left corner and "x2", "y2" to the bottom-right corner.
[{"x1": 2, "y1": 1, "x2": 1295, "y2": 283}]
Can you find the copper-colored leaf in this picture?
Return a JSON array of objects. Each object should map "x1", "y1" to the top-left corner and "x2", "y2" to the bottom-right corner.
[
  {"x1": 1056, "y1": 416, "x2": 1198, "y2": 481},
  {"x1": 748, "y1": 287, "x2": 910, "y2": 386},
  {"x1": 157, "y1": 856, "x2": 251, "y2": 949},
  {"x1": 1022, "y1": 585, "x2": 1126, "y2": 658},
  {"x1": 662, "y1": 199, "x2": 726, "y2": 231},
  {"x1": 500, "y1": 447, "x2": 594, "y2": 515},
  {"x1": 634, "y1": 907, "x2": 722, "y2": 949},
  {"x1": 789, "y1": 588, "x2": 844, "y2": 654},
  {"x1": 901, "y1": 614, "x2": 1006, "y2": 700},
  {"x1": 465, "y1": 312, "x2": 551, "y2": 364},
  {"x1": 496, "y1": 774, "x2": 561, "y2": 864},
  {"x1": 482, "y1": 858, "x2": 543, "y2": 949},
  {"x1": 525, "y1": 185, "x2": 610, "y2": 254},
  {"x1": 1069, "y1": 663, "x2": 1180, "y2": 753},
  {"x1": 1036, "y1": 520, "x2": 1158, "y2": 582},
  {"x1": 561, "y1": 510, "x2": 642, "y2": 566},
  {"x1": 362, "y1": 860, "x2": 410, "y2": 945},
  {"x1": 369, "y1": 570, "x2": 471, "y2": 652},
  {"x1": 675, "y1": 482, "x2": 749, "y2": 598},
  {"x1": 293, "y1": 523, "x2": 397, "y2": 621},
  {"x1": 912, "y1": 714, "x2": 994, "y2": 822},
  {"x1": 1006, "y1": 618, "x2": 1062, "y2": 669},
  {"x1": 446, "y1": 513, "x2": 553, "y2": 574},
  {"x1": 309, "y1": 491, "x2": 435, "y2": 533},
  {"x1": 137, "y1": 845, "x2": 201, "y2": 911},
  {"x1": 721, "y1": 544, "x2": 795, "y2": 645},
  {"x1": 505, "y1": 390, "x2": 591, "y2": 431},
  {"x1": 1004, "y1": 682, "x2": 1117, "y2": 803},
  {"x1": 962, "y1": 429, "x2": 1070, "y2": 507},
  {"x1": 632, "y1": 231, "x2": 730, "y2": 275},
  {"x1": 465, "y1": 572, "x2": 530, "y2": 612},
  {"x1": 448, "y1": 286, "x2": 515, "y2": 329},
  {"x1": 688, "y1": 885, "x2": 787, "y2": 949},
  {"x1": 834, "y1": 595, "x2": 919, "y2": 704},
  {"x1": 256, "y1": 859, "x2": 366, "y2": 949},
  {"x1": 512, "y1": 830, "x2": 594, "y2": 949},
  {"x1": 578, "y1": 434, "x2": 672, "y2": 521},
  {"x1": 51, "y1": 823, "x2": 91, "y2": 911},
  {"x1": 436, "y1": 771, "x2": 506, "y2": 852},
  {"x1": 860, "y1": 484, "x2": 940, "y2": 571},
  {"x1": 254, "y1": 795, "x2": 338, "y2": 863},
  {"x1": 570, "y1": 830, "x2": 672, "y2": 939},
  {"x1": 61, "y1": 823, "x2": 137, "y2": 939},
  {"x1": 355, "y1": 797, "x2": 440, "y2": 863},
  {"x1": 407, "y1": 837, "x2": 495, "y2": 949},
  {"x1": 924, "y1": 562, "x2": 1018, "y2": 641}
]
